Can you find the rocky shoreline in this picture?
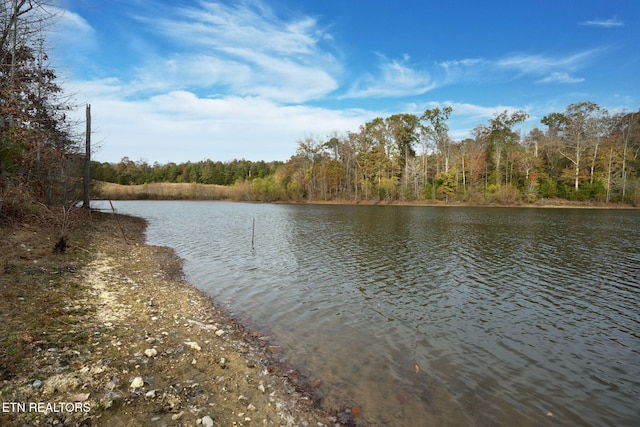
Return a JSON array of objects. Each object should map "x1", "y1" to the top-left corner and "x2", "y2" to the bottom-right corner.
[{"x1": 1, "y1": 211, "x2": 346, "y2": 426}]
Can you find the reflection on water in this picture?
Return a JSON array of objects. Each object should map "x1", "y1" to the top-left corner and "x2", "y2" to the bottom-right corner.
[{"x1": 99, "y1": 201, "x2": 640, "y2": 426}]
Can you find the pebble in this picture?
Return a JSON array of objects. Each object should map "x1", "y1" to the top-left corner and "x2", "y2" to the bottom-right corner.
[
  {"x1": 201, "y1": 415, "x2": 214, "y2": 427},
  {"x1": 257, "y1": 383, "x2": 265, "y2": 393},
  {"x1": 129, "y1": 377, "x2": 144, "y2": 388},
  {"x1": 32, "y1": 380, "x2": 43, "y2": 389},
  {"x1": 185, "y1": 341, "x2": 202, "y2": 351},
  {"x1": 145, "y1": 390, "x2": 156, "y2": 398},
  {"x1": 215, "y1": 329, "x2": 225, "y2": 337},
  {"x1": 144, "y1": 348, "x2": 158, "y2": 358}
]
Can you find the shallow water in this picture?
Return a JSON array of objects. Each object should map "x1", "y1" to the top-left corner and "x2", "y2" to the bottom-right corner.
[{"x1": 99, "y1": 201, "x2": 640, "y2": 426}]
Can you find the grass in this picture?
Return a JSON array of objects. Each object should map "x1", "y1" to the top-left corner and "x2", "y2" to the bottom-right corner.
[
  {"x1": 0, "y1": 212, "x2": 94, "y2": 382},
  {"x1": 94, "y1": 181, "x2": 232, "y2": 200}
]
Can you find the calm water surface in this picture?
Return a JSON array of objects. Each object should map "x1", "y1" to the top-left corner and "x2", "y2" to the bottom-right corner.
[{"x1": 99, "y1": 201, "x2": 640, "y2": 426}]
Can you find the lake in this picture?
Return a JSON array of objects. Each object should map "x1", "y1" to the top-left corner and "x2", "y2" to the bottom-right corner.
[{"x1": 96, "y1": 201, "x2": 640, "y2": 426}]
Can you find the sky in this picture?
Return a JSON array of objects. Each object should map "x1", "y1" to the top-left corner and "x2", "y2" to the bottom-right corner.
[{"x1": 50, "y1": 0, "x2": 640, "y2": 164}]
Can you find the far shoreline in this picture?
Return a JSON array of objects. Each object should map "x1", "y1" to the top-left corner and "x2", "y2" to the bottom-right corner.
[{"x1": 92, "y1": 184, "x2": 639, "y2": 211}]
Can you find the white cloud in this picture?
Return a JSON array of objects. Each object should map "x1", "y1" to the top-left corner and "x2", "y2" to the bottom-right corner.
[
  {"x1": 538, "y1": 72, "x2": 585, "y2": 84},
  {"x1": 134, "y1": 1, "x2": 340, "y2": 103},
  {"x1": 345, "y1": 55, "x2": 436, "y2": 98},
  {"x1": 48, "y1": 7, "x2": 97, "y2": 59},
  {"x1": 496, "y1": 50, "x2": 596, "y2": 75},
  {"x1": 67, "y1": 79, "x2": 371, "y2": 163},
  {"x1": 435, "y1": 51, "x2": 596, "y2": 86},
  {"x1": 581, "y1": 18, "x2": 624, "y2": 28}
]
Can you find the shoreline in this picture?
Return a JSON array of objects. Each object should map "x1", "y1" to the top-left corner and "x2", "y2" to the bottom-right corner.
[
  {"x1": 93, "y1": 182, "x2": 639, "y2": 209},
  {"x1": 0, "y1": 211, "x2": 342, "y2": 426}
]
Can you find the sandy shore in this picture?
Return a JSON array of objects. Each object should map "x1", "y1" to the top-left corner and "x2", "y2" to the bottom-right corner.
[{"x1": 1, "y1": 211, "x2": 343, "y2": 426}]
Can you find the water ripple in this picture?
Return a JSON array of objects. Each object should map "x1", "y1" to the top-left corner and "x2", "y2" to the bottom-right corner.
[{"x1": 102, "y1": 201, "x2": 640, "y2": 427}]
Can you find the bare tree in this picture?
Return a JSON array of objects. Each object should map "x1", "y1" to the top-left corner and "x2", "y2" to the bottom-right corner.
[{"x1": 1, "y1": 0, "x2": 79, "y2": 218}]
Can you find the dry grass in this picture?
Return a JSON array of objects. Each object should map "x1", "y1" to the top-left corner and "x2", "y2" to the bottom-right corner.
[{"x1": 94, "y1": 182, "x2": 232, "y2": 200}]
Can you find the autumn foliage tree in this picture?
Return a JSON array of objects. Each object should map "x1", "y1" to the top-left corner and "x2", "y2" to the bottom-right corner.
[{"x1": 1, "y1": 0, "x2": 80, "y2": 220}]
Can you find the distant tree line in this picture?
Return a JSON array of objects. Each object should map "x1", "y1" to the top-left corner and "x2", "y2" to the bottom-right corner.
[
  {"x1": 99, "y1": 103, "x2": 640, "y2": 205},
  {"x1": 1, "y1": 1, "x2": 82, "y2": 220},
  {"x1": 91, "y1": 158, "x2": 283, "y2": 186}
]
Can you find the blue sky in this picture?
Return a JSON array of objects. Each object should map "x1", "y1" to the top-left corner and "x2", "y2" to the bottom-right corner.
[{"x1": 52, "y1": 0, "x2": 639, "y2": 163}]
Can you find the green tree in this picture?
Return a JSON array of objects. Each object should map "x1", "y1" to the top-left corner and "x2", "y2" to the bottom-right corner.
[
  {"x1": 421, "y1": 106, "x2": 453, "y2": 173},
  {"x1": 487, "y1": 110, "x2": 528, "y2": 186},
  {"x1": 386, "y1": 113, "x2": 420, "y2": 196},
  {"x1": 543, "y1": 102, "x2": 603, "y2": 191}
]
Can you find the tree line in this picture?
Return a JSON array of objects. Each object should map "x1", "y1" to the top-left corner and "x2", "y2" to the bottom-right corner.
[
  {"x1": 1, "y1": 1, "x2": 82, "y2": 220},
  {"x1": 98, "y1": 103, "x2": 640, "y2": 205},
  {"x1": 91, "y1": 158, "x2": 283, "y2": 186}
]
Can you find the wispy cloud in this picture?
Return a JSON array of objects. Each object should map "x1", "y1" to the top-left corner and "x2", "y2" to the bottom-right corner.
[
  {"x1": 345, "y1": 54, "x2": 436, "y2": 98},
  {"x1": 581, "y1": 17, "x2": 624, "y2": 28},
  {"x1": 496, "y1": 50, "x2": 596, "y2": 76},
  {"x1": 135, "y1": 1, "x2": 340, "y2": 103},
  {"x1": 537, "y1": 72, "x2": 585, "y2": 84},
  {"x1": 49, "y1": 7, "x2": 97, "y2": 63},
  {"x1": 435, "y1": 50, "x2": 595, "y2": 87}
]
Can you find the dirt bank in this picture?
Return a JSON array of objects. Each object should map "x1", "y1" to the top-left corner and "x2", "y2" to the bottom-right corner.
[{"x1": 1, "y1": 211, "x2": 343, "y2": 426}]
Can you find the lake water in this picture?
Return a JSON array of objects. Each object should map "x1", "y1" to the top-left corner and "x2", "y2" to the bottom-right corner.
[{"x1": 97, "y1": 201, "x2": 640, "y2": 426}]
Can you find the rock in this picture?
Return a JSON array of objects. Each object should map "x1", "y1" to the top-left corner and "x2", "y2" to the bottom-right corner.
[
  {"x1": 215, "y1": 329, "x2": 225, "y2": 337},
  {"x1": 201, "y1": 415, "x2": 214, "y2": 427},
  {"x1": 184, "y1": 341, "x2": 201, "y2": 351},
  {"x1": 247, "y1": 403, "x2": 257, "y2": 411},
  {"x1": 91, "y1": 366, "x2": 105, "y2": 374},
  {"x1": 32, "y1": 380, "x2": 43, "y2": 389},
  {"x1": 257, "y1": 383, "x2": 265, "y2": 393},
  {"x1": 71, "y1": 393, "x2": 90, "y2": 402},
  {"x1": 130, "y1": 377, "x2": 144, "y2": 388},
  {"x1": 145, "y1": 390, "x2": 156, "y2": 398},
  {"x1": 144, "y1": 348, "x2": 158, "y2": 358},
  {"x1": 171, "y1": 411, "x2": 184, "y2": 420}
]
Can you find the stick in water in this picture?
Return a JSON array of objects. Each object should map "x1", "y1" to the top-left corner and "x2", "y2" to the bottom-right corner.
[
  {"x1": 252, "y1": 218, "x2": 255, "y2": 251},
  {"x1": 109, "y1": 200, "x2": 128, "y2": 243}
]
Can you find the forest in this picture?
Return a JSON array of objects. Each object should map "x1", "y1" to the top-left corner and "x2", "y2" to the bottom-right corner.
[{"x1": 93, "y1": 105, "x2": 640, "y2": 205}]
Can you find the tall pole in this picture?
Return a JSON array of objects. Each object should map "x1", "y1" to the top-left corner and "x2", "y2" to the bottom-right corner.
[{"x1": 83, "y1": 104, "x2": 91, "y2": 208}]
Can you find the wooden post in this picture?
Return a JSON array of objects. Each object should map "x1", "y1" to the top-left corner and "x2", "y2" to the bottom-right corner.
[
  {"x1": 251, "y1": 218, "x2": 255, "y2": 250},
  {"x1": 83, "y1": 104, "x2": 91, "y2": 208}
]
